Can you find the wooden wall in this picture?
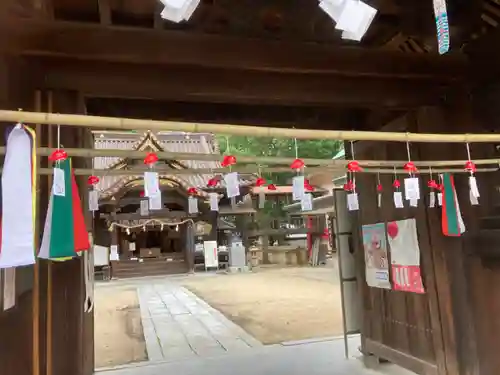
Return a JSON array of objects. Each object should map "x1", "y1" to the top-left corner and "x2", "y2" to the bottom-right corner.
[{"x1": 0, "y1": 61, "x2": 94, "y2": 375}]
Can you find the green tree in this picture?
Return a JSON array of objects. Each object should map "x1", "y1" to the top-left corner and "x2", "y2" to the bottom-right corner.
[{"x1": 217, "y1": 136, "x2": 342, "y2": 185}]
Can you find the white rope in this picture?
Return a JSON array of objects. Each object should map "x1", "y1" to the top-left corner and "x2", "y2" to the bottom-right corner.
[{"x1": 108, "y1": 218, "x2": 194, "y2": 231}]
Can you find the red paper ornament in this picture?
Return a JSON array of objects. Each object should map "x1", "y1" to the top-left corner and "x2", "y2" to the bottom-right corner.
[
  {"x1": 139, "y1": 191, "x2": 145, "y2": 197},
  {"x1": 377, "y1": 183, "x2": 383, "y2": 192},
  {"x1": 267, "y1": 183, "x2": 277, "y2": 191},
  {"x1": 465, "y1": 160, "x2": 477, "y2": 173},
  {"x1": 403, "y1": 162, "x2": 418, "y2": 174},
  {"x1": 304, "y1": 179, "x2": 314, "y2": 192},
  {"x1": 290, "y1": 158, "x2": 305, "y2": 170},
  {"x1": 387, "y1": 221, "x2": 399, "y2": 239},
  {"x1": 144, "y1": 152, "x2": 159, "y2": 165},
  {"x1": 347, "y1": 160, "x2": 363, "y2": 173},
  {"x1": 87, "y1": 176, "x2": 100, "y2": 186},
  {"x1": 187, "y1": 187, "x2": 197, "y2": 195},
  {"x1": 49, "y1": 149, "x2": 68, "y2": 162},
  {"x1": 437, "y1": 184, "x2": 444, "y2": 192},
  {"x1": 393, "y1": 179, "x2": 401, "y2": 189},
  {"x1": 207, "y1": 178, "x2": 219, "y2": 187},
  {"x1": 221, "y1": 155, "x2": 237, "y2": 167},
  {"x1": 255, "y1": 177, "x2": 267, "y2": 187},
  {"x1": 427, "y1": 180, "x2": 438, "y2": 189},
  {"x1": 343, "y1": 180, "x2": 355, "y2": 192}
]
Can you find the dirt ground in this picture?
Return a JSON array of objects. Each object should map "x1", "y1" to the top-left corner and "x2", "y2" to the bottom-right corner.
[
  {"x1": 94, "y1": 287, "x2": 147, "y2": 368},
  {"x1": 181, "y1": 264, "x2": 344, "y2": 345}
]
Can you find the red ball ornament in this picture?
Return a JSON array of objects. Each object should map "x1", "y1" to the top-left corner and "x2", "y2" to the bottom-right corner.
[
  {"x1": 465, "y1": 160, "x2": 476, "y2": 173},
  {"x1": 187, "y1": 187, "x2": 197, "y2": 195},
  {"x1": 49, "y1": 149, "x2": 68, "y2": 162},
  {"x1": 139, "y1": 191, "x2": 145, "y2": 198},
  {"x1": 393, "y1": 179, "x2": 401, "y2": 189},
  {"x1": 347, "y1": 160, "x2": 363, "y2": 173},
  {"x1": 255, "y1": 177, "x2": 266, "y2": 187},
  {"x1": 290, "y1": 158, "x2": 305, "y2": 170},
  {"x1": 377, "y1": 183, "x2": 383, "y2": 192},
  {"x1": 144, "y1": 153, "x2": 159, "y2": 165},
  {"x1": 87, "y1": 176, "x2": 100, "y2": 186},
  {"x1": 387, "y1": 221, "x2": 399, "y2": 239},
  {"x1": 267, "y1": 183, "x2": 277, "y2": 191}
]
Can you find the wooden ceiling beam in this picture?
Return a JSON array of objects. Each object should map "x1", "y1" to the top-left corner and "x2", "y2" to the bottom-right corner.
[
  {"x1": 10, "y1": 19, "x2": 467, "y2": 80},
  {"x1": 36, "y1": 59, "x2": 448, "y2": 108}
]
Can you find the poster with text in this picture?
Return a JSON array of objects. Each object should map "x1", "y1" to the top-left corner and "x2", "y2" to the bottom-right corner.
[
  {"x1": 387, "y1": 218, "x2": 425, "y2": 294},
  {"x1": 362, "y1": 223, "x2": 391, "y2": 289}
]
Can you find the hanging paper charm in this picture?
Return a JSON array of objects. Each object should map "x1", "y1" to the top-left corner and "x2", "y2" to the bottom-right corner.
[
  {"x1": 207, "y1": 176, "x2": 220, "y2": 187},
  {"x1": 188, "y1": 187, "x2": 197, "y2": 195},
  {"x1": 393, "y1": 171, "x2": 404, "y2": 209},
  {"x1": 465, "y1": 144, "x2": 480, "y2": 205},
  {"x1": 433, "y1": 0, "x2": 450, "y2": 55},
  {"x1": 88, "y1": 176, "x2": 100, "y2": 186},
  {"x1": 376, "y1": 175, "x2": 383, "y2": 208}
]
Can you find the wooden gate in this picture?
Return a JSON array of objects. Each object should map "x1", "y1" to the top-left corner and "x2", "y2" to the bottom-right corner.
[{"x1": 351, "y1": 111, "x2": 452, "y2": 375}]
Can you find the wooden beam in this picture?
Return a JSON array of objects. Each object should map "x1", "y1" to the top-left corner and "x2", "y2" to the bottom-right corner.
[
  {"x1": 38, "y1": 60, "x2": 447, "y2": 108},
  {"x1": 101, "y1": 210, "x2": 188, "y2": 220},
  {"x1": 13, "y1": 20, "x2": 467, "y2": 80}
]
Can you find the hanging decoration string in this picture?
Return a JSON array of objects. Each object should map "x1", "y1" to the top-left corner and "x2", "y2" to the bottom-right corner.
[{"x1": 108, "y1": 218, "x2": 194, "y2": 232}]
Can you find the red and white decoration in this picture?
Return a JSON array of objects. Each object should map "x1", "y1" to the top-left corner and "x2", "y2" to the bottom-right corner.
[
  {"x1": 465, "y1": 143, "x2": 480, "y2": 205},
  {"x1": 387, "y1": 219, "x2": 425, "y2": 294},
  {"x1": 88, "y1": 175, "x2": 100, "y2": 212}
]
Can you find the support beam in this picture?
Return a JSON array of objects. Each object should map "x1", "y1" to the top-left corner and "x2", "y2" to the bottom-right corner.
[
  {"x1": 12, "y1": 20, "x2": 467, "y2": 80},
  {"x1": 37, "y1": 59, "x2": 447, "y2": 108},
  {"x1": 101, "y1": 211, "x2": 188, "y2": 220}
]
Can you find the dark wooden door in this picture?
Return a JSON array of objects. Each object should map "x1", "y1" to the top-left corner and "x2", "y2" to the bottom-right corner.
[{"x1": 352, "y1": 114, "x2": 448, "y2": 375}]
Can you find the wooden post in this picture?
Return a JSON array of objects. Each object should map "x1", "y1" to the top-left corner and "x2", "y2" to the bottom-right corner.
[
  {"x1": 32, "y1": 89, "x2": 41, "y2": 375},
  {"x1": 46, "y1": 90, "x2": 53, "y2": 375}
]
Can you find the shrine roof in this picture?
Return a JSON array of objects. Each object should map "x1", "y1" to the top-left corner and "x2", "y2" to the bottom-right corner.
[{"x1": 93, "y1": 130, "x2": 254, "y2": 199}]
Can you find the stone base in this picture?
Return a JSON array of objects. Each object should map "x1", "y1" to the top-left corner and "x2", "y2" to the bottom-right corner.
[{"x1": 228, "y1": 266, "x2": 251, "y2": 273}]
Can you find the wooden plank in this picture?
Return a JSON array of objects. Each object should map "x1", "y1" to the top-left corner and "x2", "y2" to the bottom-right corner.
[
  {"x1": 365, "y1": 339, "x2": 438, "y2": 375},
  {"x1": 37, "y1": 60, "x2": 447, "y2": 108},
  {"x1": 12, "y1": 20, "x2": 467, "y2": 80}
]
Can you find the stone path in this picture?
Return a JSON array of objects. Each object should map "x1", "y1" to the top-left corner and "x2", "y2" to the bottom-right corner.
[
  {"x1": 99, "y1": 336, "x2": 415, "y2": 375},
  {"x1": 138, "y1": 283, "x2": 262, "y2": 362}
]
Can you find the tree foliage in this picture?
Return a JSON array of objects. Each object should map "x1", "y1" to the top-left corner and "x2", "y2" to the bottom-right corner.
[{"x1": 217, "y1": 135, "x2": 343, "y2": 185}]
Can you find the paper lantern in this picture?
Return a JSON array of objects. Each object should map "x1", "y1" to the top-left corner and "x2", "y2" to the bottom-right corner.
[
  {"x1": 49, "y1": 149, "x2": 68, "y2": 162},
  {"x1": 144, "y1": 152, "x2": 159, "y2": 165}
]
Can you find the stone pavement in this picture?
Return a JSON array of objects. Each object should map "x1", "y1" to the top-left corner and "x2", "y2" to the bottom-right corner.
[
  {"x1": 99, "y1": 336, "x2": 415, "y2": 375},
  {"x1": 137, "y1": 282, "x2": 262, "y2": 362}
]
